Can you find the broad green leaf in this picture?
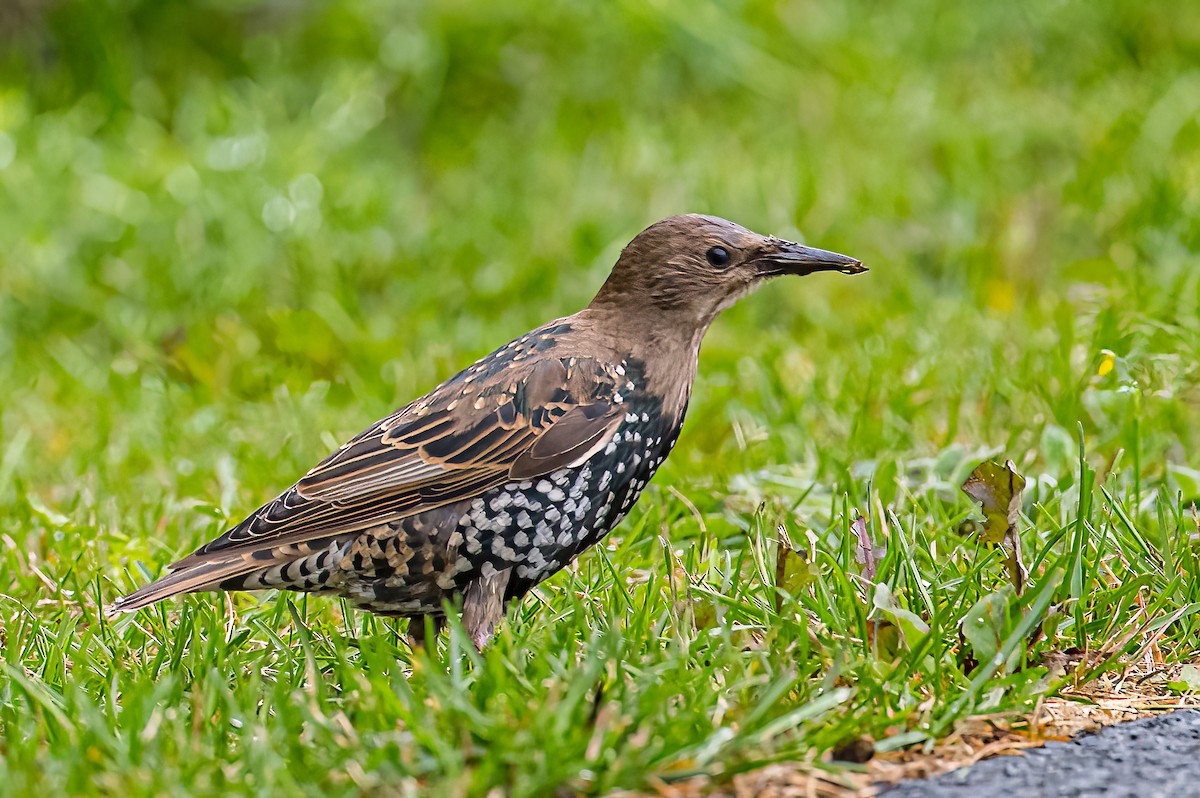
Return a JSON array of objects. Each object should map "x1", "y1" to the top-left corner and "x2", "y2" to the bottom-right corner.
[
  {"x1": 961, "y1": 585, "x2": 1023, "y2": 675},
  {"x1": 872, "y1": 582, "x2": 930, "y2": 649}
]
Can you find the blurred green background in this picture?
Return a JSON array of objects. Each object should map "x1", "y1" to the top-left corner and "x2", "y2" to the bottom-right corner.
[
  {"x1": 1, "y1": 0, "x2": 1199, "y2": 795},
  {"x1": 2, "y1": 0, "x2": 1198, "y2": 504}
]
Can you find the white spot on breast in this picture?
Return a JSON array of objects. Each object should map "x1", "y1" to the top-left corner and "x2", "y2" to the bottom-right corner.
[
  {"x1": 464, "y1": 528, "x2": 483, "y2": 554},
  {"x1": 491, "y1": 538, "x2": 520, "y2": 561}
]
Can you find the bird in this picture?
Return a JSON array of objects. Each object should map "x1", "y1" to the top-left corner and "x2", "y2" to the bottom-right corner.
[{"x1": 112, "y1": 214, "x2": 865, "y2": 648}]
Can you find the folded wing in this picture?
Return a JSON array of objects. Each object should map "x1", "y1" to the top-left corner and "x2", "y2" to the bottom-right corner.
[{"x1": 113, "y1": 353, "x2": 625, "y2": 609}]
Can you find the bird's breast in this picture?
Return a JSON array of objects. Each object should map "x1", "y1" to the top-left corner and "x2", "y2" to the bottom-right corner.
[{"x1": 451, "y1": 386, "x2": 683, "y2": 597}]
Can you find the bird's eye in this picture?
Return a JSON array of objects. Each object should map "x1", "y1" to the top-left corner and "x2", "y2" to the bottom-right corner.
[{"x1": 705, "y1": 246, "x2": 731, "y2": 268}]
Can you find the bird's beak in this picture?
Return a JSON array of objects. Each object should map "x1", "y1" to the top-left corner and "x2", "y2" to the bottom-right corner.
[{"x1": 756, "y1": 237, "x2": 866, "y2": 277}]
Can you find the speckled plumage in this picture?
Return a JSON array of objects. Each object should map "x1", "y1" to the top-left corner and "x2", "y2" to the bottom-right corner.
[{"x1": 113, "y1": 214, "x2": 864, "y2": 647}]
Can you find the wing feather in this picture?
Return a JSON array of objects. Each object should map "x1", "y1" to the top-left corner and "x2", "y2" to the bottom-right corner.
[{"x1": 177, "y1": 353, "x2": 623, "y2": 563}]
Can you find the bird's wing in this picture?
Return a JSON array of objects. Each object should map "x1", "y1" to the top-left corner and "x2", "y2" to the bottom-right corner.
[{"x1": 170, "y1": 354, "x2": 626, "y2": 568}]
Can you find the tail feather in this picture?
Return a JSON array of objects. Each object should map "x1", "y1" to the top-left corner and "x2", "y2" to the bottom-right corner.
[
  {"x1": 110, "y1": 534, "x2": 354, "y2": 613},
  {"x1": 110, "y1": 556, "x2": 260, "y2": 613}
]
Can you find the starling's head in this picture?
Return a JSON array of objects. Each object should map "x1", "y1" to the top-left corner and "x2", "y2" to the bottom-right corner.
[{"x1": 589, "y1": 214, "x2": 865, "y2": 334}]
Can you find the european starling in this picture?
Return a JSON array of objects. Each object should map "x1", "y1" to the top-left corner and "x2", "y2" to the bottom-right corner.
[{"x1": 113, "y1": 215, "x2": 865, "y2": 647}]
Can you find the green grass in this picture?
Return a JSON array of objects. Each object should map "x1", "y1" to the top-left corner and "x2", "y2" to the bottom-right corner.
[{"x1": 2, "y1": 0, "x2": 1199, "y2": 795}]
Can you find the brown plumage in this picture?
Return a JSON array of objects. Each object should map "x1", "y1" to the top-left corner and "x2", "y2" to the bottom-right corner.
[{"x1": 112, "y1": 214, "x2": 865, "y2": 647}]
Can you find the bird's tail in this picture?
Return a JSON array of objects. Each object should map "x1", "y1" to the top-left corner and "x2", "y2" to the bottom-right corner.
[
  {"x1": 109, "y1": 555, "x2": 259, "y2": 613},
  {"x1": 109, "y1": 535, "x2": 353, "y2": 614}
]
